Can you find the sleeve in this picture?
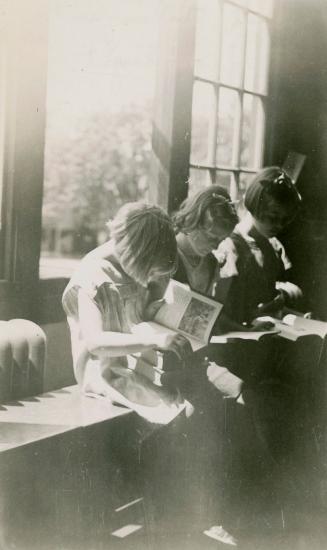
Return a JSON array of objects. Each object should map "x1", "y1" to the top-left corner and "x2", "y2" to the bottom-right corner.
[
  {"x1": 212, "y1": 237, "x2": 239, "y2": 304},
  {"x1": 269, "y1": 238, "x2": 302, "y2": 306},
  {"x1": 62, "y1": 260, "x2": 111, "y2": 320},
  {"x1": 213, "y1": 237, "x2": 239, "y2": 279},
  {"x1": 270, "y1": 237, "x2": 292, "y2": 273},
  {"x1": 212, "y1": 237, "x2": 248, "y2": 324}
]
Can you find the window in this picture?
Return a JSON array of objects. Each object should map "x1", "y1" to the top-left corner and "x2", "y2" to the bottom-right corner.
[
  {"x1": 40, "y1": 0, "x2": 160, "y2": 279},
  {"x1": 189, "y1": 0, "x2": 273, "y2": 199}
]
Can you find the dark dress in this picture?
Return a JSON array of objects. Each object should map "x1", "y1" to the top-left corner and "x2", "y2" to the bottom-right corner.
[
  {"x1": 166, "y1": 229, "x2": 305, "y2": 539},
  {"x1": 214, "y1": 225, "x2": 290, "y2": 326}
]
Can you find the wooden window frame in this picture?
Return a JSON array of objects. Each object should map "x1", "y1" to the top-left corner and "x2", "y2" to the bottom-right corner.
[
  {"x1": 189, "y1": 0, "x2": 274, "y2": 201},
  {"x1": 0, "y1": 0, "x2": 281, "y2": 324},
  {"x1": 0, "y1": 1, "x2": 66, "y2": 323}
]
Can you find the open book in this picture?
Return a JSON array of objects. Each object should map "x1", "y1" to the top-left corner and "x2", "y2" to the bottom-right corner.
[
  {"x1": 256, "y1": 314, "x2": 327, "y2": 341},
  {"x1": 132, "y1": 279, "x2": 223, "y2": 351},
  {"x1": 211, "y1": 314, "x2": 327, "y2": 343},
  {"x1": 210, "y1": 328, "x2": 279, "y2": 344}
]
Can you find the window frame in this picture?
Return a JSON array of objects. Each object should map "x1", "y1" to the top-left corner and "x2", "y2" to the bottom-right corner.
[
  {"x1": 0, "y1": 0, "x2": 280, "y2": 324},
  {"x1": 0, "y1": 0, "x2": 59, "y2": 322},
  {"x1": 189, "y1": 0, "x2": 274, "y2": 200}
]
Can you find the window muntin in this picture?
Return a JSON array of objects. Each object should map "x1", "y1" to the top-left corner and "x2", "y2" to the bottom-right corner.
[{"x1": 190, "y1": 0, "x2": 273, "y2": 198}]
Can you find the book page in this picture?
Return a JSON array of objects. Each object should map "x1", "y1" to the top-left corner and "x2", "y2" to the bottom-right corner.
[
  {"x1": 254, "y1": 316, "x2": 302, "y2": 341},
  {"x1": 154, "y1": 280, "x2": 192, "y2": 330},
  {"x1": 210, "y1": 329, "x2": 278, "y2": 343},
  {"x1": 154, "y1": 280, "x2": 222, "y2": 345},
  {"x1": 283, "y1": 314, "x2": 327, "y2": 338},
  {"x1": 131, "y1": 321, "x2": 205, "y2": 352},
  {"x1": 256, "y1": 315, "x2": 327, "y2": 341}
]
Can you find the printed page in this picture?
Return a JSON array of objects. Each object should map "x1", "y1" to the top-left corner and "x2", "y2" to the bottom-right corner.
[
  {"x1": 131, "y1": 321, "x2": 205, "y2": 352},
  {"x1": 154, "y1": 280, "x2": 222, "y2": 345},
  {"x1": 282, "y1": 314, "x2": 327, "y2": 338},
  {"x1": 256, "y1": 315, "x2": 326, "y2": 341},
  {"x1": 154, "y1": 280, "x2": 192, "y2": 330}
]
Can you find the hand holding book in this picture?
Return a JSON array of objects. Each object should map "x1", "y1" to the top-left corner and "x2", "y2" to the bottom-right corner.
[
  {"x1": 250, "y1": 318, "x2": 275, "y2": 331},
  {"x1": 132, "y1": 322, "x2": 193, "y2": 360},
  {"x1": 133, "y1": 280, "x2": 223, "y2": 352}
]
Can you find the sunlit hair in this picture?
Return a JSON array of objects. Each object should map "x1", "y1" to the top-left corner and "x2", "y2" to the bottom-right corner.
[
  {"x1": 245, "y1": 166, "x2": 302, "y2": 221},
  {"x1": 173, "y1": 185, "x2": 238, "y2": 234},
  {"x1": 108, "y1": 202, "x2": 177, "y2": 284}
]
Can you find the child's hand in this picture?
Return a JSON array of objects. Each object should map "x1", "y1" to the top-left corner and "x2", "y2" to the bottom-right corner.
[
  {"x1": 131, "y1": 322, "x2": 192, "y2": 359},
  {"x1": 156, "y1": 333, "x2": 193, "y2": 360},
  {"x1": 253, "y1": 291, "x2": 285, "y2": 318},
  {"x1": 250, "y1": 317, "x2": 275, "y2": 331},
  {"x1": 276, "y1": 281, "x2": 302, "y2": 304}
]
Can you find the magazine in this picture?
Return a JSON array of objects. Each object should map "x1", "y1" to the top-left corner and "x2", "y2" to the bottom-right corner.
[{"x1": 132, "y1": 279, "x2": 223, "y2": 351}]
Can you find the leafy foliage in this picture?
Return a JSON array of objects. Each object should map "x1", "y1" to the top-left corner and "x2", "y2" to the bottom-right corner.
[{"x1": 43, "y1": 104, "x2": 152, "y2": 240}]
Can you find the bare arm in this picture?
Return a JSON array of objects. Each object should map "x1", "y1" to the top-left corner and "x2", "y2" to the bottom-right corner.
[{"x1": 78, "y1": 289, "x2": 191, "y2": 358}]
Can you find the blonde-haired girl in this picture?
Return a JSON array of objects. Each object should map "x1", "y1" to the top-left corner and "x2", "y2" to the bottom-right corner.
[{"x1": 62, "y1": 201, "x2": 191, "y2": 423}]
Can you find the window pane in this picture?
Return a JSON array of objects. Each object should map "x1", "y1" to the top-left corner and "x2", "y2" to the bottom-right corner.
[
  {"x1": 191, "y1": 81, "x2": 216, "y2": 165},
  {"x1": 216, "y1": 87, "x2": 240, "y2": 166},
  {"x1": 239, "y1": 171, "x2": 255, "y2": 195},
  {"x1": 41, "y1": 0, "x2": 158, "y2": 278},
  {"x1": 241, "y1": 94, "x2": 265, "y2": 169},
  {"x1": 238, "y1": 171, "x2": 256, "y2": 215},
  {"x1": 188, "y1": 168, "x2": 212, "y2": 196},
  {"x1": 194, "y1": 0, "x2": 221, "y2": 81},
  {"x1": 220, "y1": 4, "x2": 245, "y2": 88},
  {"x1": 249, "y1": 0, "x2": 274, "y2": 18},
  {"x1": 244, "y1": 14, "x2": 270, "y2": 94},
  {"x1": 215, "y1": 170, "x2": 233, "y2": 191}
]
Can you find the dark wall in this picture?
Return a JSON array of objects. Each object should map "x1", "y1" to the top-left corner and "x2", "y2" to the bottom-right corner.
[{"x1": 268, "y1": 0, "x2": 327, "y2": 318}]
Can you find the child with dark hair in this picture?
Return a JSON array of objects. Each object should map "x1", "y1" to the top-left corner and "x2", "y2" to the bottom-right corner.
[
  {"x1": 206, "y1": 168, "x2": 309, "y2": 540},
  {"x1": 207, "y1": 166, "x2": 304, "y2": 405},
  {"x1": 215, "y1": 166, "x2": 302, "y2": 326}
]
